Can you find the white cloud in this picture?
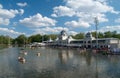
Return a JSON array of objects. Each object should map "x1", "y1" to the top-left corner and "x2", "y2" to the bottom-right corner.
[
  {"x1": 65, "y1": 0, "x2": 118, "y2": 14},
  {"x1": 65, "y1": 20, "x2": 90, "y2": 28},
  {"x1": 68, "y1": 31, "x2": 78, "y2": 35},
  {"x1": 52, "y1": 0, "x2": 118, "y2": 17},
  {"x1": 32, "y1": 27, "x2": 68, "y2": 35},
  {"x1": 31, "y1": 26, "x2": 78, "y2": 36},
  {"x1": 11, "y1": 27, "x2": 16, "y2": 30},
  {"x1": 0, "y1": 18, "x2": 9, "y2": 25},
  {"x1": 0, "y1": 4, "x2": 24, "y2": 25},
  {"x1": 79, "y1": 13, "x2": 108, "y2": 23},
  {"x1": 17, "y1": 2, "x2": 27, "y2": 7},
  {"x1": 115, "y1": 18, "x2": 120, "y2": 23},
  {"x1": 13, "y1": 22, "x2": 17, "y2": 26},
  {"x1": 100, "y1": 25, "x2": 120, "y2": 33},
  {"x1": 0, "y1": 4, "x2": 3, "y2": 8},
  {"x1": 51, "y1": 6, "x2": 75, "y2": 17},
  {"x1": 19, "y1": 9, "x2": 24, "y2": 15},
  {"x1": 19, "y1": 13, "x2": 57, "y2": 27},
  {"x1": 91, "y1": 25, "x2": 120, "y2": 33},
  {"x1": 32, "y1": 25, "x2": 120, "y2": 36},
  {"x1": 0, "y1": 27, "x2": 24, "y2": 38},
  {"x1": 52, "y1": 0, "x2": 119, "y2": 28},
  {"x1": 0, "y1": 9, "x2": 17, "y2": 19}
]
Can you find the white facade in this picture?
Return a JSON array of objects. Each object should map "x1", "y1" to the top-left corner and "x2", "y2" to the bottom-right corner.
[{"x1": 44, "y1": 30, "x2": 120, "y2": 48}]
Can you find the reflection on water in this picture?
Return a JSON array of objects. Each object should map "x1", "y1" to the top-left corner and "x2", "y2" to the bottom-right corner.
[{"x1": 0, "y1": 47, "x2": 120, "y2": 78}]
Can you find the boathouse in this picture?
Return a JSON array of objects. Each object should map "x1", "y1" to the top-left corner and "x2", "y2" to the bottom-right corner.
[{"x1": 44, "y1": 30, "x2": 120, "y2": 49}]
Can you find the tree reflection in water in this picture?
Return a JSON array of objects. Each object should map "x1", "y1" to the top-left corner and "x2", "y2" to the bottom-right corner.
[{"x1": 1, "y1": 47, "x2": 120, "y2": 78}]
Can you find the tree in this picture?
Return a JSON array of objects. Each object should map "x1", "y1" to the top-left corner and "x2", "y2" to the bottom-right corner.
[
  {"x1": 0, "y1": 35, "x2": 12, "y2": 45},
  {"x1": 98, "y1": 32, "x2": 104, "y2": 38},
  {"x1": 112, "y1": 31, "x2": 117, "y2": 38},
  {"x1": 14, "y1": 34, "x2": 27, "y2": 46},
  {"x1": 117, "y1": 34, "x2": 120, "y2": 39},
  {"x1": 104, "y1": 31, "x2": 112, "y2": 38},
  {"x1": 28, "y1": 34, "x2": 42, "y2": 43},
  {"x1": 113, "y1": 34, "x2": 120, "y2": 39},
  {"x1": 49, "y1": 34, "x2": 57, "y2": 40},
  {"x1": 91, "y1": 32, "x2": 96, "y2": 38},
  {"x1": 72, "y1": 33, "x2": 84, "y2": 39},
  {"x1": 43, "y1": 35, "x2": 49, "y2": 41}
]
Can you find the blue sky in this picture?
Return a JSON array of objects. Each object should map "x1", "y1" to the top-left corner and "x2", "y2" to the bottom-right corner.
[{"x1": 0, "y1": 0, "x2": 120, "y2": 38}]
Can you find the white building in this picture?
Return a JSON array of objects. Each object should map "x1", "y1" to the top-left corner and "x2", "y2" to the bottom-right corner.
[{"x1": 44, "y1": 30, "x2": 120, "y2": 49}]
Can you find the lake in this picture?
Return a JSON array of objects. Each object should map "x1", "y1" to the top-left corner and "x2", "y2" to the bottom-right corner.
[{"x1": 0, "y1": 47, "x2": 120, "y2": 78}]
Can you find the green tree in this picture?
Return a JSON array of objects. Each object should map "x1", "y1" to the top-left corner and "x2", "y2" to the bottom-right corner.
[
  {"x1": 0, "y1": 35, "x2": 4, "y2": 44},
  {"x1": 117, "y1": 34, "x2": 120, "y2": 39},
  {"x1": 72, "y1": 33, "x2": 84, "y2": 39},
  {"x1": 43, "y1": 35, "x2": 49, "y2": 41},
  {"x1": 0, "y1": 35, "x2": 12, "y2": 44},
  {"x1": 28, "y1": 34, "x2": 42, "y2": 43},
  {"x1": 49, "y1": 34, "x2": 57, "y2": 40},
  {"x1": 98, "y1": 32, "x2": 104, "y2": 38},
  {"x1": 91, "y1": 32, "x2": 96, "y2": 38},
  {"x1": 14, "y1": 34, "x2": 27, "y2": 46},
  {"x1": 104, "y1": 31, "x2": 113, "y2": 38},
  {"x1": 112, "y1": 31, "x2": 117, "y2": 38}
]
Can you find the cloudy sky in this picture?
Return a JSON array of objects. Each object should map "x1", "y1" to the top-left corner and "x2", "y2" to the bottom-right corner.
[{"x1": 0, "y1": 0, "x2": 120, "y2": 37}]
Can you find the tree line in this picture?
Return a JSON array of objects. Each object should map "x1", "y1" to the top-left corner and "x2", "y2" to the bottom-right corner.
[{"x1": 0, "y1": 31, "x2": 120, "y2": 46}]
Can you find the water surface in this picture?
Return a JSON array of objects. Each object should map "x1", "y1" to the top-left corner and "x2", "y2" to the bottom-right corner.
[{"x1": 0, "y1": 47, "x2": 120, "y2": 78}]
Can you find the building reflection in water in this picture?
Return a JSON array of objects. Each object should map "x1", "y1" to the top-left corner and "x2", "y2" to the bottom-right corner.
[
  {"x1": 1, "y1": 47, "x2": 120, "y2": 78},
  {"x1": 57, "y1": 49, "x2": 93, "y2": 67},
  {"x1": 84, "y1": 51, "x2": 92, "y2": 66},
  {"x1": 58, "y1": 49, "x2": 73, "y2": 64},
  {"x1": 108, "y1": 55, "x2": 120, "y2": 64}
]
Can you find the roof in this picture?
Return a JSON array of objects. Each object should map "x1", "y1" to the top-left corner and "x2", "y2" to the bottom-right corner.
[{"x1": 60, "y1": 30, "x2": 67, "y2": 35}]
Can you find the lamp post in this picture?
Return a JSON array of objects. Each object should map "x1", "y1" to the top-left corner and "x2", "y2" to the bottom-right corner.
[{"x1": 94, "y1": 17, "x2": 99, "y2": 49}]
